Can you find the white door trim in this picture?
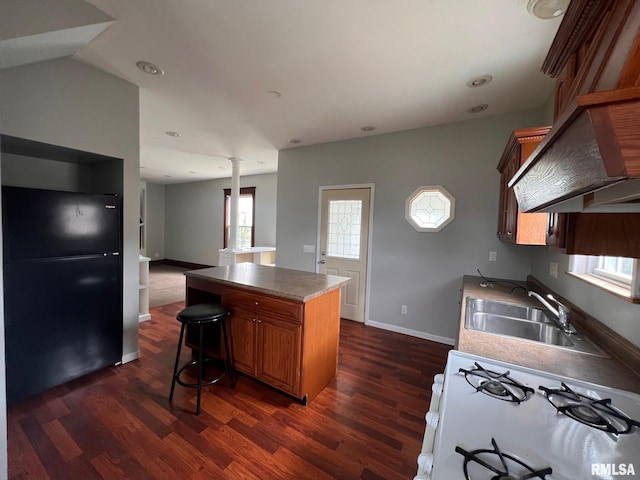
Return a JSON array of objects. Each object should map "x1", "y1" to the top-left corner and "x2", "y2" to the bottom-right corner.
[{"x1": 317, "y1": 183, "x2": 375, "y2": 325}]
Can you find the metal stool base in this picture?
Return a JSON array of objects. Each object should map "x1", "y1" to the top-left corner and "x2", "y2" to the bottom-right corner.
[{"x1": 169, "y1": 308, "x2": 233, "y2": 415}]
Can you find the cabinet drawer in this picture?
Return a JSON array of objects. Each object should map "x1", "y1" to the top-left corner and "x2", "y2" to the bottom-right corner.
[{"x1": 225, "y1": 288, "x2": 303, "y2": 324}]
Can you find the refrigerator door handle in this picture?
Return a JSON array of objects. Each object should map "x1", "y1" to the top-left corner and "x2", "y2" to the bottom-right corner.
[{"x1": 105, "y1": 205, "x2": 117, "y2": 209}]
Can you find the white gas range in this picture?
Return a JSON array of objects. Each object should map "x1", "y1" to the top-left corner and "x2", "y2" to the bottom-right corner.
[{"x1": 416, "y1": 350, "x2": 640, "y2": 479}]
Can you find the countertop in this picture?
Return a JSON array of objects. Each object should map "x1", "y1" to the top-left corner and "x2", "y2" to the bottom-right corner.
[
  {"x1": 185, "y1": 263, "x2": 350, "y2": 303},
  {"x1": 458, "y1": 275, "x2": 640, "y2": 393}
]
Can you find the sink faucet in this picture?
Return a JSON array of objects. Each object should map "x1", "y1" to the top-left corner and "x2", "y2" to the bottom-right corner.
[{"x1": 527, "y1": 291, "x2": 577, "y2": 334}]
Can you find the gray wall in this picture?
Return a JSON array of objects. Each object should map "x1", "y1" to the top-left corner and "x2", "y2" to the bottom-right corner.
[
  {"x1": 165, "y1": 173, "x2": 277, "y2": 265},
  {"x1": 145, "y1": 183, "x2": 166, "y2": 260},
  {"x1": 0, "y1": 57, "x2": 141, "y2": 365},
  {"x1": 276, "y1": 109, "x2": 545, "y2": 342}
]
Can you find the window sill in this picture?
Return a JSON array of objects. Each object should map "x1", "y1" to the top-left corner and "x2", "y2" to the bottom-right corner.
[{"x1": 566, "y1": 272, "x2": 640, "y2": 304}]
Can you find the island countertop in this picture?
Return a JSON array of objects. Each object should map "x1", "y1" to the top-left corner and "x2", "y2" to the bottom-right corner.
[{"x1": 185, "y1": 263, "x2": 350, "y2": 303}]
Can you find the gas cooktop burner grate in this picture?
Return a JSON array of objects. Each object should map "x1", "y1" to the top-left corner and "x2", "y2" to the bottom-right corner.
[
  {"x1": 455, "y1": 438, "x2": 552, "y2": 480},
  {"x1": 459, "y1": 362, "x2": 534, "y2": 403},
  {"x1": 539, "y1": 382, "x2": 640, "y2": 435}
]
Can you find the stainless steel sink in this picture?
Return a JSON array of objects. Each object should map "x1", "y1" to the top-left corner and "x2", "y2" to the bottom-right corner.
[
  {"x1": 468, "y1": 312, "x2": 574, "y2": 346},
  {"x1": 464, "y1": 297, "x2": 609, "y2": 357},
  {"x1": 467, "y1": 297, "x2": 552, "y2": 323}
]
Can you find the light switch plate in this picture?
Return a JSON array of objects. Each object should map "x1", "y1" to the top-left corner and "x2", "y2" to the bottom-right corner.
[
  {"x1": 549, "y1": 261, "x2": 558, "y2": 279},
  {"x1": 489, "y1": 251, "x2": 497, "y2": 262}
]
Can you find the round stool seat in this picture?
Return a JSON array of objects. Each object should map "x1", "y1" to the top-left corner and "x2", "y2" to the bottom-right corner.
[{"x1": 177, "y1": 303, "x2": 230, "y2": 324}]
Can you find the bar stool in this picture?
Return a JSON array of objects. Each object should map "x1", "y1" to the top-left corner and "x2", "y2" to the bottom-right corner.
[{"x1": 169, "y1": 303, "x2": 234, "y2": 415}]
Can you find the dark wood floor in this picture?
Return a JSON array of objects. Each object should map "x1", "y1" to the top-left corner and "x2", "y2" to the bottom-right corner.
[{"x1": 7, "y1": 302, "x2": 451, "y2": 479}]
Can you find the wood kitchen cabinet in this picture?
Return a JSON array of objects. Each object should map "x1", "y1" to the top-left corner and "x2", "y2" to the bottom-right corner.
[
  {"x1": 546, "y1": 212, "x2": 567, "y2": 250},
  {"x1": 497, "y1": 127, "x2": 550, "y2": 245},
  {"x1": 225, "y1": 289, "x2": 302, "y2": 396},
  {"x1": 510, "y1": 0, "x2": 640, "y2": 214},
  {"x1": 565, "y1": 213, "x2": 640, "y2": 258}
]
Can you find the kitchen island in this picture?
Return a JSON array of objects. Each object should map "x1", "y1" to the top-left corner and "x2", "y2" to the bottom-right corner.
[{"x1": 184, "y1": 263, "x2": 350, "y2": 403}]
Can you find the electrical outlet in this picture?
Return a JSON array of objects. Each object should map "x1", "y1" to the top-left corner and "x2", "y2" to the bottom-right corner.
[
  {"x1": 549, "y1": 261, "x2": 558, "y2": 279},
  {"x1": 303, "y1": 244, "x2": 315, "y2": 253},
  {"x1": 489, "y1": 251, "x2": 497, "y2": 262},
  {"x1": 401, "y1": 305, "x2": 408, "y2": 315}
]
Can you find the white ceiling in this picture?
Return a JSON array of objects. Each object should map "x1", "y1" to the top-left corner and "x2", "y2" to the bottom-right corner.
[{"x1": 7, "y1": 0, "x2": 566, "y2": 184}]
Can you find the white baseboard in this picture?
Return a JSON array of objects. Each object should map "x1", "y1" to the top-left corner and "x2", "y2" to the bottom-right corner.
[
  {"x1": 365, "y1": 320, "x2": 456, "y2": 346},
  {"x1": 121, "y1": 350, "x2": 140, "y2": 364}
]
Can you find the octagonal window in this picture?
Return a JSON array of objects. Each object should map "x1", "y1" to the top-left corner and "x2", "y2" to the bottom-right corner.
[{"x1": 405, "y1": 185, "x2": 455, "y2": 232}]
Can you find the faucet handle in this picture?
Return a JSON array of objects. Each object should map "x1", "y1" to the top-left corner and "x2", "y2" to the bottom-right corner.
[
  {"x1": 546, "y1": 294, "x2": 576, "y2": 333},
  {"x1": 546, "y1": 294, "x2": 569, "y2": 313}
]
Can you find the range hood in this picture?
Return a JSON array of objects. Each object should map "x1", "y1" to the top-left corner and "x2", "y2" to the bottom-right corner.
[{"x1": 509, "y1": 87, "x2": 640, "y2": 213}]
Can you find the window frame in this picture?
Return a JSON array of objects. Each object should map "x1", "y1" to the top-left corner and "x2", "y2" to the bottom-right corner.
[
  {"x1": 404, "y1": 185, "x2": 455, "y2": 232},
  {"x1": 568, "y1": 254, "x2": 639, "y2": 302},
  {"x1": 223, "y1": 186, "x2": 256, "y2": 249},
  {"x1": 592, "y1": 256, "x2": 633, "y2": 286}
]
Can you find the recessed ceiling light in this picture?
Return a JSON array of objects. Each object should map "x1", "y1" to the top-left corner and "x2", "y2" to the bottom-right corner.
[
  {"x1": 360, "y1": 126, "x2": 376, "y2": 132},
  {"x1": 288, "y1": 139, "x2": 301, "y2": 144},
  {"x1": 527, "y1": 0, "x2": 569, "y2": 19},
  {"x1": 165, "y1": 131, "x2": 181, "y2": 137},
  {"x1": 467, "y1": 104, "x2": 489, "y2": 114},
  {"x1": 257, "y1": 160, "x2": 265, "y2": 165},
  {"x1": 163, "y1": 175, "x2": 172, "y2": 178},
  {"x1": 219, "y1": 166, "x2": 226, "y2": 170},
  {"x1": 136, "y1": 61, "x2": 164, "y2": 76},
  {"x1": 188, "y1": 171, "x2": 197, "y2": 174},
  {"x1": 268, "y1": 91, "x2": 282, "y2": 99},
  {"x1": 466, "y1": 75, "x2": 493, "y2": 88}
]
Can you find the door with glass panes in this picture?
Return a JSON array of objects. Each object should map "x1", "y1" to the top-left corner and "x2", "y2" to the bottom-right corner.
[{"x1": 319, "y1": 188, "x2": 370, "y2": 322}]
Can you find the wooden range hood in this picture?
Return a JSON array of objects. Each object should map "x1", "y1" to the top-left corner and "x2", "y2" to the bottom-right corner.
[{"x1": 509, "y1": 0, "x2": 640, "y2": 213}]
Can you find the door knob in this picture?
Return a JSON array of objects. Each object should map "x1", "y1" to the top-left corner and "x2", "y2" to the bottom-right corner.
[{"x1": 318, "y1": 259, "x2": 326, "y2": 264}]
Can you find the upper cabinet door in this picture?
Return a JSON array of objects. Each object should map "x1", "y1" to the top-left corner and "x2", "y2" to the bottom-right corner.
[{"x1": 496, "y1": 127, "x2": 550, "y2": 246}]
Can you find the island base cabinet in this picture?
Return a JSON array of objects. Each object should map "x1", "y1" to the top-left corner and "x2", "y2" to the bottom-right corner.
[
  {"x1": 227, "y1": 306, "x2": 257, "y2": 376},
  {"x1": 227, "y1": 304, "x2": 302, "y2": 397},
  {"x1": 257, "y1": 316, "x2": 301, "y2": 395}
]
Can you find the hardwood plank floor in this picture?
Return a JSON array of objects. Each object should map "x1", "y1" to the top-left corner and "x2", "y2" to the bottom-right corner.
[{"x1": 7, "y1": 302, "x2": 451, "y2": 479}]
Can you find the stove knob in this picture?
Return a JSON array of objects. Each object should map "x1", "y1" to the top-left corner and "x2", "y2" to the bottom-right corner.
[
  {"x1": 431, "y1": 382, "x2": 443, "y2": 397},
  {"x1": 426, "y1": 411, "x2": 439, "y2": 429},
  {"x1": 417, "y1": 453, "x2": 434, "y2": 475},
  {"x1": 433, "y1": 373, "x2": 444, "y2": 384}
]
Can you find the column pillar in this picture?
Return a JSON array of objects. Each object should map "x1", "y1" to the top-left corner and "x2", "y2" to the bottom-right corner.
[
  {"x1": 228, "y1": 157, "x2": 242, "y2": 250},
  {"x1": 219, "y1": 157, "x2": 243, "y2": 266}
]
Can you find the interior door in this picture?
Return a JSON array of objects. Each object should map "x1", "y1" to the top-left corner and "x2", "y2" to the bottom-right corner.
[{"x1": 319, "y1": 188, "x2": 370, "y2": 322}]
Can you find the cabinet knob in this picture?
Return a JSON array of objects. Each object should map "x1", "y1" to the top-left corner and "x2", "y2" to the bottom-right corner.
[
  {"x1": 255, "y1": 301, "x2": 259, "y2": 306},
  {"x1": 257, "y1": 319, "x2": 262, "y2": 324},
  {"x1": 252, "y1": 318, "x2": 256, "y2": 322}
]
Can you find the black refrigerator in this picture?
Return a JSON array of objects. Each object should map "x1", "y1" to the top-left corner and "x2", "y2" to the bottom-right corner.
[{"x1": 2, "y1": 186, "x2": 123, "y2": 403}]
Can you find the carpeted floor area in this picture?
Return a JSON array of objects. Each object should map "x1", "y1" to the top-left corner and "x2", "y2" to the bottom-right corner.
[{"x1": 148, "y1": 263, "x2": 190, "y2": 307}]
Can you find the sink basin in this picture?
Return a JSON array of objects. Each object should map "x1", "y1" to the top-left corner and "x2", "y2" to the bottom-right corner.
[
  {"x1": 466, "y1": 297, "x2": 552, "y2": 323},
  {"x1": 468, "y1": 312, "x2": 574, "y2": 346},
  {"x1": 464, "y1": 297, "x2": 609, "y2": 357}
]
